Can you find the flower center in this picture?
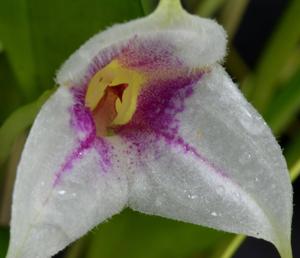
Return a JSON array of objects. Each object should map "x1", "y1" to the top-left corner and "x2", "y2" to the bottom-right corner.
[{"x1": 85, "y1": 60, "x2": 145, "y2": 136}]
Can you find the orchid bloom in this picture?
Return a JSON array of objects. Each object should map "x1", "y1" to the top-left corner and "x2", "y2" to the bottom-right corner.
[{"x1": 7, "y1": 1, "x2": 293, "y2": 258}]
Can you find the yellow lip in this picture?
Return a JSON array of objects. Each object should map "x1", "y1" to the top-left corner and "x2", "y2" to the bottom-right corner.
[{"x1": 85, "y1": 59, "x2": 145, "y2": 135}]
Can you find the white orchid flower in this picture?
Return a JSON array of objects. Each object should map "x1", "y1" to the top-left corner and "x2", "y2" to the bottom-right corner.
[{"x1": 6, "y1": 0, "x2": 293, "y2": 258}]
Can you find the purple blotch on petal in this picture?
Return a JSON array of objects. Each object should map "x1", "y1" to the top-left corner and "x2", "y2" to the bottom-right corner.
[
  {"x1": 116, "y1": 72, "x2": 228, "y2": 178},
  {"x1": 53, "y1": 86, "x2": 114, "y2": 186}
]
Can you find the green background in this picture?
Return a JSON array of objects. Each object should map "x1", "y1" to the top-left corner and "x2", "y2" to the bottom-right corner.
[{"x1": 0, "y1": 0, "x2": 299, "y2": 257}]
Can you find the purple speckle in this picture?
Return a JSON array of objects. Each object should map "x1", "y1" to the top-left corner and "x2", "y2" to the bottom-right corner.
[
  {"x1": 53, "y1": 34, "x2": 227, "y2": 186},
  {"x1": 53, "y1": 132, "x2": 95, "y2": 186},
  {"x1": 116, "y1": 73, "x2": 201, "y2": 152},
  {"x1": 83, "y1": 44, "x2": 124, "y2": 87},
  {"x1": 53, "y1": 87, "x2": 113, "y2": 186},
  {"x1": 116, "y1": 71, "x2": 227, "y2": 177},
  {"x1": 118, "y1": 37, "x2": 182, "y2": 71},
  {"x1": 94, "y1": 137, "x2": 113, "y2": 173}
]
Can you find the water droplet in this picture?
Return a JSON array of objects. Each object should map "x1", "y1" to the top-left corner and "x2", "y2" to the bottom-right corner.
[
  {"x1": 211, "y1": 211, "x2": 217, "y2": 217},
  {"x1": 233, "y1": 192, "x2": 241, "y2": 201},
  {"x1": 184, "y1": 190, "x2": 198, "y2": 200},
  {"x1": 58, "y1": 190, "x2": 66, "y2": 195},
  {"x1": 239, "y1": 151, "x2": 252, "y2": 164},
  {"x1": 188, "y1": 193, "x2": 198, "y2": 200},
  {"x1": 245, "y1": 110, "x2": 252, "y2": 119},
  {"x1": 240, "y1": 112, "x2": 265, "y2": 135},
  {"x1": 255, "y1": 177, "x2": 259, "y2": 182},
  {"x1": 72, "y1": 192, "x2": 77, "y2": 197}
]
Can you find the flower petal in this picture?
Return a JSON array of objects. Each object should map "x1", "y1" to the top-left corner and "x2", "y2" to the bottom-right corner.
[
  {"x1": 7, "y1": 87, "x2": 128, "y2": 258},
  {"x1": 126, "y1": 66, "x2": 292, "y2": 258},
  {"x1": 56, "y1": 4, "x2": 226, "y2": 87}
]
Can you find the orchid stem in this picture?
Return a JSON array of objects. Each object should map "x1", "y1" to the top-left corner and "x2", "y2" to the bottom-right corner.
[
  {"x1": 219, "y1": 234, "x2": 246, "y2": 258},
  {"x1": 157, "y1": 0, "x2": 182, "y2": 10}
]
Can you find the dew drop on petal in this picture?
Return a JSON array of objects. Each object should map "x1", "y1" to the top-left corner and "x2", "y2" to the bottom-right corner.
[
  {"x1": 239, "y1": 112, "x2": 265, "y2": 135},
  {"x1": 184, "y1": 189, "x2": 198, "y2": 200},
  {"x1": 58, "y1": 190, "x2": 66, "y2": 195},
  {"x1": 233, "y1": 192, "x2": 241, "y2": 202},
  {"x1": 239, "y1": 151, "x2": 252, "y2": 165},
  {"x1": 188, "y1": 194, "x2": 198, "y2": 200}
]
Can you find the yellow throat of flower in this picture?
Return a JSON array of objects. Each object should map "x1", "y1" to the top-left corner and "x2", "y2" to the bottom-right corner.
[{"x1": 85, "y1": 60, "x2": 145, "y2": 136}]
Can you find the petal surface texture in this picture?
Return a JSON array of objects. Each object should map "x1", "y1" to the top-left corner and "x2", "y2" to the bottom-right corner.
[
  {"x1": 7, "y1": 1, "x2": 293, "y2": 258},
  {"x1": 125, "y1": 66, "x2": 292, "y2": 258},
  {"x1": 56, "y1": 1, "x2": 226, "y2": 87},
  {"x1": 7, "y1": 87, "x2": 128, "y2": 258}
]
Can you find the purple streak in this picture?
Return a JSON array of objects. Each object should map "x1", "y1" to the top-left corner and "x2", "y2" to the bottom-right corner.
[
  {"x1": 116, "y1": 71, "x2": 228, "y2": 177},
  {"x1": 53, "y1": 35, "x2": 227, "y2": 186},
  {"x1": 53, "y1": 85, "x2": 113, "y2": 186}
]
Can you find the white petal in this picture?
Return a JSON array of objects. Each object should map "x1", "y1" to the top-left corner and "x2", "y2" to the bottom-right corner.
[
  {"x1": 127, "y1": 66, "x2": 292, "y2": 258},
  {"x1": 56, "y1": 5, "x2": 226, "y2": 87},
  {"x1": 7, "y1": 87, "x2": 128, "y2": 258}
]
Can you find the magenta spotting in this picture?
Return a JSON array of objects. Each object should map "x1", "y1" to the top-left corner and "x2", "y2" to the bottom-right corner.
[{"x1": 53, "y1": 35, "x2": 227, "y2": 186}]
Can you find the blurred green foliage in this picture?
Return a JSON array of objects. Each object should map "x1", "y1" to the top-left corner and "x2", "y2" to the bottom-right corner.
[
  {"x1": 0, "y1": 88, "x2": 53, "y2": 165},
  {"x1": 265, "y1": 68, "x2": 300, "y2": 135},
  {"x1": 0, "y1": 228, "x2": 9, "y2": 258},
  {"x1": 0, "y1": 0, "x2": 300, "y2": 258},
  {"x1": 0, "y1": 0, "x2": 143, "y2": 100},
  {"x1": 85, "y1": 209, "x2": 228, "y2": 258},
  {"x1": 249, "y1": 0, "x2": 300, "y2": 112},
  {"x1": 0, "y1": 54, "x2": 21, "y2": 123}
]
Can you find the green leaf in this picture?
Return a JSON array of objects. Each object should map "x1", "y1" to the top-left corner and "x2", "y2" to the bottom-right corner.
[
  {"x1": 284, "y1": 133, "x2": 300, "y2": 168},
  {"x1": 195, "y1": 0, "x2": 226, "y2": 17},
  {"x1": 0, "y1": 227, "x2": 9, "y2": 258},
  {"x1": 216, "y1": 235, "x2": 246, "y2": 258},
  {"x1": 0, "y1": 53, "x2": 22, "y2": 124},
  {"x1": 86, "y1": 209, "x2": 228, "y2": 258},
  {"x1": 226, "y1": 48, "x2": 250, "y2": 84},
  {"x1": 290, "y1": 158, "x2": 300, "y2": 182},
  {"x1": 219, "y1": 0, "x2": 249, "y2": 41},
  {"x1": 250, "y1": 0, "x2": 300, "y2": 112},
  {"x1": 140, "y1": 0, "x2": 158, "y2": 15},
  {"x1": 265, "y1": 68, "x2": 300, "y2": 135},
  {"x1": 0, "y1": 0, "x2": 38, "y2": 100},
  {"x1": 0, "y1": 88, "x2": 54, "y2": 166},
  {"x1": 0, "y1": 0, "x2": 144, "y2": 100}
]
